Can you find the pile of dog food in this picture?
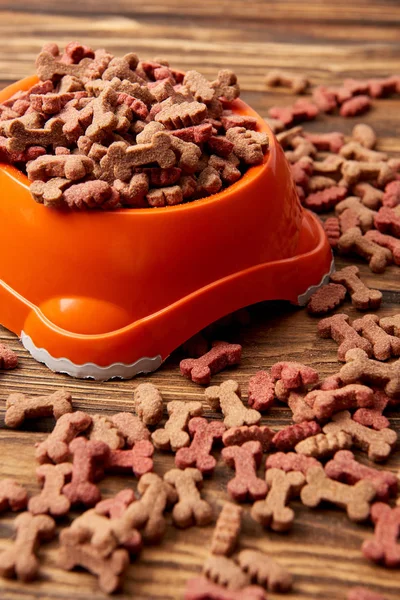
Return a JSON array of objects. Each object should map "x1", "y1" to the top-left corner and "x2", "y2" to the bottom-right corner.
[
  {"x1": 0, "y1": 42, "x2": 268, "y2": 209},
  {"x1": 0, "y1": 44, "x2": 400, "y2": 600}
]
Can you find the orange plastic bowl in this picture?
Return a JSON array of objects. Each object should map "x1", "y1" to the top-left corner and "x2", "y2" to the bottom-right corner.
[{"x1": 0, "y1": 75, "x2": 333, "y2": 379}]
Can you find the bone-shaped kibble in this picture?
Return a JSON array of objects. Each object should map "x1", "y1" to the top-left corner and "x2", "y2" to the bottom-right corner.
[
  {"x1": 353, "y1": 314, "x2": 400, "y2": 361},
  {"x1": 303, "y1": 131, "x2": 344, "y2": 153},
  {"x1": 341, "y1": 160, "x2": 395, "y2": 187},
  {"x1": 304, "y1": 384, "x2": 374, "y2": 420},
  {"x1": 271, "y1": 361, "x2": 319, "y2": 390},
  {"x1": 58, "y1": 542, "x2": 129, "y2": 594},
  {"x1": 340, "y1": 348, "x2": 400, "y2": 399},
  {"x1": 175, "y1": 417, "x2": 226, "y2": 474},
  {"x1": 36, "y1": 50, "x2": 99, "y2": 82},
  {"x1": 313, "y1": 154, "x2": 344, "y2": 175},
  {"x1": 111, "y1": 411, "x2": 151, "y2": 445},
  {"x1": 101, "y1": 132, "x2": 176, "y2": 182},
  {"x1": 335, "y1": 197, "x2": 376, "y2": 232},
  {"x1": 338, "y1": 227, "x2": 392, "y2": 274},
  {"x1": 272, "y1": 421, "x2": 321, "y2": 451},
  {"x1": 362, "y1": 503, "x2": 400, "y2": 567},
  {"x1": 164, "y1": 468, "x2": 212, "y2": 528},
  {"x1": 95, "y1": 489, "x2": 136, "y2": 519},
  {"x1": 221, "y1": 440, "x2": 267, "y2": 502},
  {"x1": 121, "y1": 472, "x2": 177, "y2": 542},
  {"x1": 184, "y1": 577, "x2": 267, "y2": 600},
  {"x1": 5, "y1": 389, "x2": 73, "y2": 428},
  {"x1": 27, "y1": 154, "x2": 94, "y2": 182},
  {"x1": 205, "y1": 380, "x2": 261, "y2": 428},
  {"x1": 133, "y1": 383, "x2": 164, "y2": 426},
  {"x1": 183, "y1": 70, "x2": 215, "y2": 103},
  {"x1": 147, "y1": 184, "x2": 183, "y2": 206},
  {"x1": 84, "y1": 88, "x2": 130, "y2": 141},
  {"x1": 203, "y1": 555, "x2": 250, "y2": 590},
  {"x1": 30, "y1": 177, "x2": 71, "y2": 207},
  {"x1": 238, "y1": 549, "x2": 293, "y2": 593},
  {"x1": 5, "y1": 118, "x2": 68, "y2": 152},
  {"x1": 300, "y1": 465, "x2": 376, "y2": 522},
  {"x1": 323, "y1": 409, "x2": 397, "y2": 461},
  {"x1": 61, "y1": 506, "x2": 142, "y2": 557},
  {"x1": 151, "y1": 400, "x2": 203, "y2": 451},
  {"x1": 28, "y1": 463, "x2": 72, "y2": 516},
  {"x1": 353, "y1": 182, "x2": 384, "y2": 210},
  {"x1": 35, "y1": 411, "x2": 92, "y2": 464},
  {"x1": 339, "y1": 142, "x2": 387, "y2": 163},
  {"x1": 325, "y1": 450, "x2": 398, "y2": 501},
  {"x1": 0, "y1": 479, "x2": 27, "y2": 512},
  {"x1": 295, "y1": 431, "x2": 353, "y2": 458},
  {"x1": 330, "y1": 265, "x2": 382, "y2": 310},
  {"x1": 266, "y1": 451, "x2": 319, "y2": 474},
  {"x1": 210, "y1": 69, "x2": 240, "y2": 101},
  {"x1": 365, "y1": 230, "x2": 400, "y2": 265},
  {"x1": 279, "y1": 388, "x2": 316, "y2": 423},
  {"x1": 265, "y1": 69, "x2": 309, "y2": 94},
  {"x1": 0, "y1": 512, "x2": 55, "y2": 582},
  {"x1": 251, "y1": 468, "x2": 305, "y2": 531},
  {"x1": 0, "y1": 343, "x2": 18, "y2": 369},
  {"x1": 89, "y1": 414, "x2": 124, "y2": 449},
  {"x1": 210, "y1": 502, "x2": 242, "y2": 556},
  {"x1": 180, "y1": 341, "x2": 242, "y2": 385},
  {"x1": 318, "y1": 313, "x2": 373, "y2": 361},
  {"x1": 102, "y1": 53, "x2": 141, "y2": 84},
  {"x1": 168, "y1": 134, "x2": 202, "y2": 173},
  {"x1": 222, "y1": 425, "x2": 274, "y2": 452},
  {"x1": 105, "y1": 441, "x2": 154, "y2": 477},
  {"x1": 62, "y1": 437, "x2": 109, "y2": 507},
  {"x1": 226, "y1": 127, "x2": 268, "y2": 165},
  {"x1": 380, "y1": 314, "x2": 400, "y2": 338},
  {"x1": 353, "y1": 388, "x2": 390, "y2": 430}
]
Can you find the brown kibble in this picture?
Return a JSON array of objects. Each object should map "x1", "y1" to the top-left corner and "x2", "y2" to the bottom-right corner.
[
  {"x1": 0, "y1": 512, "x2": 55, "y2": 582},
  {"x1": 307, "y1": 175, "x2": 337, "y2": 193},
  {"x1": 251, "y1": 468, "x2": 305, "y2": 531},
  {"x1": 338, "y1": 227, "x2": 392, "y2": 274},
  {"x1": 221, "y1": 114, "x2": 257, "y2": 131},
  {"x1": 205, "y1": 380, "x2": 261, "y2": 428},
  {"x1": 0, "y1": 343, "x2": 18, "y2": 369},
  {"x1": 221, "y1": 441, "x2": 268, "y2": 502},
  {"x1": 225, "y1": 127, "x2": 268, "y2": 165},
  {"x1": 164, "y1": 468, "x2": 212, "y2": 528},
  {"x1": 89, "y1": 414, "x2": 125, "y2": 450},
  {"x1": 335, "y1": 197, "x2": 376, "y2": 232},
  {"x1": 353, "y1": 182, "x2": 383, "y2": 210},
  {"x1": 340, "y1": 347, "x2": 400, "y2": 400},
  {"x1": 63, "y1": 180, "x2": 120, "y2": 210},
  {"x1": 203, "y1": 555, "x2": 250, "y2": 590},
  {"x1": 353, "y1": 314, "x2": 400, "y2": 360},
  {"x1": 156, "y1": 100, "x2": 207, "y2": 129},
  {"x1": 238, "y1": 549, "x2": 293, "y2": 593},
  {"x1": 330, "y1": 265, "x2": 382, "y2": 310},
  {"x1": 0, "y1": 479, "x2": 28, "y2": 512},
  {"x1": 380, "y1": 314, "x2": 400, "y2": 337},
  {"x1": 307, "y1": 283, "x2": 347, "y2": 315},
  {"x1": 27, "y1": 154, "x2": 94, "y2": 182},
  {"x1": 28, "y1": 463, "x2": 72, "y2": 516},
  {"x1": 285, "y1": 136, "x2": 317, "y2": 163},
  {"x1": 318, "y1": 313, "x2": 373, "y2": 361},
  {"x1": 323, "y1": 409, "x2": 397, "y2": 461},
  {"x1": 265, "y1": 69, "x2": 309, "y2": 94},
  {"x1": 222, "y1": 425, "x2": 274, "y2": 452},
  {"x1": 295, "y1": 431, "x2": 352, "y2": 458},
  {"x1": 209, "y1": 154, "x2": 241, "y2": 184},
  {"x1": 305, "y1": 384, "x2": 374, "y2": 420},
  {"x1": 58, "y1": 542, "x2": 129, "y2": 594},
  {"x1": 300, "y1": 465, "x2": 376, "y2": 522},
  {"x1": 183, "y1": 70, "x2": 215, "y2": 103},
  {"x1": 313, "y1": 154, "x2": 344, "y2": 175},
  {"x1": 151, "y1": 400, "x2": 203, "y2": 451},
  {"x1": 147, "y1": 185, "x2": 183, "y2": 207},
  {"x1": 286, "y1": 389, "x2": 316, "y2": 423},
  {"x1": 210, "y1": 70, "x2": 240, "y2": 102},
  {"x1": 133, "y1": 383, "x2": 164, "y2": 426},
  {"x1": 5, "y1": 117, "x2": 68, "y2": 152},
  {"x1": 325, "y1": 449, "x2": 398, "y2": 501},
  {"x1": 197, "y1": 166, "x2": 222, "y2": 196},
  {"x1": 210, "y1": 503, "x2": 242, "y2": 556},
  {"x1": 36, "y1": 50, "x2": 107, "y2": 83},
  {"x1": 5, "y1": 390, "x2": 72, "y2": 429},
  {"x1": 341, "y1": 160, "x2": 395, "y2": 187},
  {"x1": 339, "y1": 141, "x2": 386, "y2": 163},
  {"x1": 111, "y1": 412, "x2": 151, "y2": 445},
  {"x1": 31, "y1": 177, "x2": 68, "y2": 206}
]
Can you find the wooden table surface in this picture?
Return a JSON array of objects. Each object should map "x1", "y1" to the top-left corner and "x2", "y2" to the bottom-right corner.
[{"x1": 0, "y1": 1, "x2": 400, "y2": 599}]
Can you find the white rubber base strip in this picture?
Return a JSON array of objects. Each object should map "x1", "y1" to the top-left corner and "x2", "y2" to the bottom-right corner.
[
  {"x1": 296, "y1": 256, "x2": 335, "y2": 306},
  {"x1": 21, "y1": 331, "x2": 163, "y2": 380}
]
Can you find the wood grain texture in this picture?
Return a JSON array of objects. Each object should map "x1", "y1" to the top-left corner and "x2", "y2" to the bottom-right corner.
[{"x1": 0, "y1": 1, "x2": 400, "y2": 598}]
